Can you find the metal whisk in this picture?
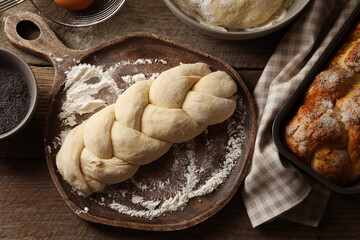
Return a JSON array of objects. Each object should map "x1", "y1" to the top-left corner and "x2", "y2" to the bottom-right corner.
[
  {"x1": 0, "y1": 0, "x2": 25, "y2": 13},
  {"x1": 30, "y1": 0, "x2": 126, "y2": 27}
]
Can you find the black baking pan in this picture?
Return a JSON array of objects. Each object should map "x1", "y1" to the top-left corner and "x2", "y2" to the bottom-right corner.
[{"x1": 273, "y1": 2, "x2": 360, "y2": 194}]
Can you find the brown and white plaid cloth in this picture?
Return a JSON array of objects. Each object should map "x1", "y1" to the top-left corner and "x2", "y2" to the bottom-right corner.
[{"x1": 241, "y1": 0, "x2": 358, "y2": 228}]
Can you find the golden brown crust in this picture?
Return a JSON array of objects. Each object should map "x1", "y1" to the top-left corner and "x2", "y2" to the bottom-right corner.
[
  {"x1": 312, "y1": 148, "x2": 352, "y2": 185},
  {"x1": 285, "y1": 21, "x2": 360, "y2": 185},
  {"x1": 347, "y1": 125, "x2": 360, "y2": 181},
  {"x1": 303, "y1": 66, "x2": 353, "y2": 103}
]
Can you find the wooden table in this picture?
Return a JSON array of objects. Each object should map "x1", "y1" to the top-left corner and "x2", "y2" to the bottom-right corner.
[{"x1": 0, "y1": 1, "x2": 359, "y2": 239}]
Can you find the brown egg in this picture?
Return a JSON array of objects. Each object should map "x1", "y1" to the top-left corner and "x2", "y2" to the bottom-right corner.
[{"x1": 53, "y1": 0, "x2": 95, "y2": 11}]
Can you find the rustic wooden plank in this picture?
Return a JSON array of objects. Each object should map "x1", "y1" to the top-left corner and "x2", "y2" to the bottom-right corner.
[
  {"x1": 0, "y1": 0, "x2": 285, "y2": 68},
  {"x1": 0, "y1": 156, "x2": 359, "y2": 239},
  {"x1": 1, "y1": 67, "x2": 359, "y2": 239},
  {"x1": 0, "y1": 66, "x2": 260, "y2": 159},
  {"x1": 236, "y1": 69, "x2": 263, "y2": 93}
]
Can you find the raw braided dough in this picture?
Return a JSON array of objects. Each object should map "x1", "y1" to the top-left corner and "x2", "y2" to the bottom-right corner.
[{"x1": 56, "y1": 63, "x2": 237, "y2": 196}]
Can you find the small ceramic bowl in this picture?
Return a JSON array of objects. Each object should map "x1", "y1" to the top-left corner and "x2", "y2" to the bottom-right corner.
[
  {"x1": 0, "y1": 49, "x2": 37, "y2": 140},
  {"x1": 163, "y1": 0, "x2": 311, "y2": 40},
  {"x1": 30, "y1": 0, "x2": 126, "y2": 27}
]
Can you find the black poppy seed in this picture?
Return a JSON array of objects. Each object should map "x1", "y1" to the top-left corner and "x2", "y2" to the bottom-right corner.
[{"x1": 0, "y1": 66, "x2": 31, "y2": 135}]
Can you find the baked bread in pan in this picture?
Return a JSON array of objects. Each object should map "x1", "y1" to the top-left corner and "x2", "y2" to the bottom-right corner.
[{"x1": 285, "y1": 21, "x2": 360, "y2": 185}]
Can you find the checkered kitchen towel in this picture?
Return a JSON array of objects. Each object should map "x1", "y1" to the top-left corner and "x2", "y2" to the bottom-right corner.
[{"x1": 242, "y1": 0, "x2": 358, "y2": 228}]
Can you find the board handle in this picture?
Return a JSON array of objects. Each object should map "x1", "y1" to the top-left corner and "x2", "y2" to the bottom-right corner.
[{"x1": 3, "y1": 12, "x2": 82, "y2": 66}]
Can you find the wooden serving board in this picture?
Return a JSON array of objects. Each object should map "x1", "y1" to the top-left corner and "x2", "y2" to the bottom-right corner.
[{"x1": 4, "y1": 12, "x2": 256, "y2": 231}]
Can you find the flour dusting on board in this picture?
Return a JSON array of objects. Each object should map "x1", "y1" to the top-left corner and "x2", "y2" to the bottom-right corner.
[
  {"x1": 51, "y1": 58, "x2": 247, "y2": 219},
  {"x1": 52, "y1": 58, "x2": 167, "y2": 147},
  {"x1": 100, "y1": 95, "x2": 246, "y2": 219},
  {"x1": 58, "y1": 64, "x2": 121, "y2": 127},
  {"x1": 121, "y1": 73, "x2": 160, "y2": 85}
]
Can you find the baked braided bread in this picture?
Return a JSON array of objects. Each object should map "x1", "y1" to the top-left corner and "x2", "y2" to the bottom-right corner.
[
  {"x1": 285, "y1": 22, "x2": 360, "y2": 185},
  {"x1": 56, "y1": 63, "x2": 237, "y2": 196}
]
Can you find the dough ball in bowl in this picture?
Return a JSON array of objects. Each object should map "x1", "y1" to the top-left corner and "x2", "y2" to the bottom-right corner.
[
  {"x1": 164, "y1": 0, "x2": 310, "y2": 40},
  {"x1": 175, "y1": 0, "x2": 293, "y2": 30}
]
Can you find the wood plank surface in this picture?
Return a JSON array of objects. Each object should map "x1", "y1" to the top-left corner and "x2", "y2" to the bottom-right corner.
[
  {"x1": 0, "y1": 67, "x2": 261, "y2": 159},
  {"x1": 0, "y1": 0, "x2": 286, "y2": 68},
  {"x1": 0, "y1": 67, "x2": 359, "y2": 239}
]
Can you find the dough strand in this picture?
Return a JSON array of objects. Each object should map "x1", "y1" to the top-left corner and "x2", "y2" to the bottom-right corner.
[{"x1": 56, "y1": 63, "x2": 237, "y2": 196}]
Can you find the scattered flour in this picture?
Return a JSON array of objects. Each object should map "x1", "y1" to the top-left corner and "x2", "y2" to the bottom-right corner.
[
  {"x1": 130, "y1": 178, "x2": 149, "y2": 191},
  {"x1": 54, "y1": 59, "x2": 166, "y2": 148},
  {"x1": 75, "y1": 207, "x2": 89, "y2": 215},
  {"x1": 134, "y1": 59, "x2": 152, "y2": 64},
  {"x1": 107, "y1": 58, "x2": 166, "y2": 80},
  {"x1": 55, "y1": 57, "x2": 64, "y2": 63},
  {"x1": 155, "y1": 59, "x2": 167, "y2": 64},
  {"x1": 56, "y1": 58, "x2": 167, "y2": 132},
  {"x1": 121, "y1": 73, "x2": 159, "y2": 85},
  {"x1": 47, "y1": 145, "x2": 52, "y2": 154},
  {"x1": 54, "y1": 59, "x2": 247, "y2": 220},
  {"x1": 52, "y1": 129, "x2": 71, "y2": 150},
  {"x1": 132, "y1": 195, "x2": 145, "y2": 204},
  {"x1": 108, "y1": 95, "x2": 246, "y2": 219},
  {"x1": 58, "y1": 64, "x2": 121, "y2": 129}
]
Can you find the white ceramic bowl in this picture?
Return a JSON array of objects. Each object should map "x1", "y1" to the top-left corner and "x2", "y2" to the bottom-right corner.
[{"x1": 163, "y1": 0, "x2": 311, "y2": 40}]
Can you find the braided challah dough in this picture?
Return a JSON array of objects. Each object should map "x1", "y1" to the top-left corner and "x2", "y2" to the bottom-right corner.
[
  {"x1": 56, "y1": 63, "x2": 237, "y2": 195},
  {"x1": 285, "y1": 22, "x2": 360, "y2": 185}
]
